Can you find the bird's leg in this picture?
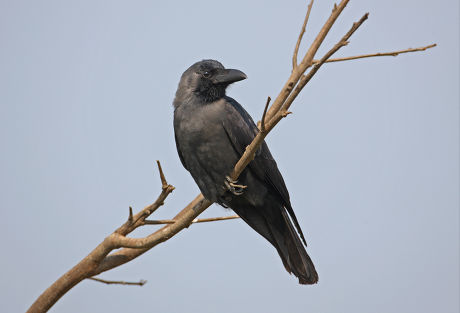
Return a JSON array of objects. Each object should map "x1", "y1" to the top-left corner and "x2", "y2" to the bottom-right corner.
[{"x1": 224, "y1": 176, "x2": 247, "y2": 196}]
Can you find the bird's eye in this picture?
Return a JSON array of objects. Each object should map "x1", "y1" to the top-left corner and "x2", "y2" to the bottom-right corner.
[{"x1": 202, "y1": 71, "x2": 211, "y2": 78}]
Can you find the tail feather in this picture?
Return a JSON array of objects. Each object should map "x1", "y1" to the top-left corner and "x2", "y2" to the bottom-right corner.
[
  {"x1": 280, "y1": 209, "x2": 318, "y2": 284},
  {"x1": 232, "y1": 204, "x2": 318, "y2": 285}
]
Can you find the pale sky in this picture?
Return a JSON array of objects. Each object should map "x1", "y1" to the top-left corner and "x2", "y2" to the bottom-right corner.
[{"x1": 1, "y1": 1, "x2": 458, "y2": 312}]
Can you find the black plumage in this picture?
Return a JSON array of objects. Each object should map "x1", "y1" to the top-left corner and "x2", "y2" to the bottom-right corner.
[{"x1": 173, "y1": 60, "x2": 318, "y2": 284}]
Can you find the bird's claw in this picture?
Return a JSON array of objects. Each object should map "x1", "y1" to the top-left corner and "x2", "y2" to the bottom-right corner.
[{"x1": 224, "y1": 176, "x2": 247, "y2": 196}]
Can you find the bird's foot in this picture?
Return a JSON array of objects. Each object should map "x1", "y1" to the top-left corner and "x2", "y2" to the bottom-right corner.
[{"x1": 223, "y1": 176, "x2": 247, "y2": 196}]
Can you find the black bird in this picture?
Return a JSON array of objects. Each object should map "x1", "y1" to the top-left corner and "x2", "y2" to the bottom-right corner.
[{"x1": 173, "y1": 59, "x2": 318, "y2": 284}]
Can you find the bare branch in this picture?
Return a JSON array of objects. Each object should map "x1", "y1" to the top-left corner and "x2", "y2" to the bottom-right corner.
[
  {"x1": 260, "y1": 96, "x2": 271, "y2": 132},
  {"x1": 281, "y1": 13, "x2": 369, "y2": 115},
  {"x1": 90, "y1": 194, "x2": 211, "y2": 276},
  {"x1": 265, "y1": 0, "x2": 350, "y2": 123},
  {"x1": 143, "y1": 219, "x2": 175, "y2": 225},
  {"x1": 108, "y1": 213, "x2": 241, "y2": 249},
  {"x1": 156, "y1": 160, "x2": 168, "y2": 190},
  {"x1": 293, "y1": 0, "x2": 315, "y2": 70},
  {"x1": 127, "y1": 206, "x2": 133, "y2": 225},
  {"x1": 144, "y1": 214, "x2": 240, "y2": 225},
  {"x1": 312, "y1": 43, "x2": 437, "y2": 64},
  {"x1": 115, "y1": 183, "x2": 175, "y2": 236},
  {"x1": 192, "y1": 215, "x2": 240, "y2": 223},
  {"x1": 88, "y1": 277, "x2": 147, "y2": 286},
  {"x1": 27, "y1": 164, "x2": 176, "y2": 313}
]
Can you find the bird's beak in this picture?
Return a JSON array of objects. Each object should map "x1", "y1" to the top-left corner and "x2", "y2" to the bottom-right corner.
[{"x1": 212, "y1": 69, "x2": 247, "y2": 85}]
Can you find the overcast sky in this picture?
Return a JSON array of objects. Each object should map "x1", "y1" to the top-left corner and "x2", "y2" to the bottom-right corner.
[{"x1": 1, "y1": 1, "x2": 458, "y2": 312}]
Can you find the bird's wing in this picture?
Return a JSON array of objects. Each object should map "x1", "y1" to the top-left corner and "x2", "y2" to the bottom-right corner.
[
  {"x1": 222, "y1": 97, "x2": 307, "y2": 245},
  {"x1": 174, "y1": 130, "x2": 188, "y2": 171},
  {"x1": 222, "y1": 97, "x2": 290, "y2": 202}
]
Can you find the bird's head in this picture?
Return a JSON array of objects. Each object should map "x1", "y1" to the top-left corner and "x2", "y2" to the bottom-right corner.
[{"x1": 174, "y1": 60, "x2": 247, "y2": 105}]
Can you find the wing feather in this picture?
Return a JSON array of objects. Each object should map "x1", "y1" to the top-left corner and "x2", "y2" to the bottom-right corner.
[{"x1": 221, "y1": 97, "x2": 307, "y2": 245}]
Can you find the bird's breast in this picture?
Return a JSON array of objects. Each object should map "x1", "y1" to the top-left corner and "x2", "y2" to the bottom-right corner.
[
  {"x1": 176, "y1": 100, "x2": 226, "y2": 146},
  {"x1": 175, "y1": 99, "x2": 238, "y2": 170}
]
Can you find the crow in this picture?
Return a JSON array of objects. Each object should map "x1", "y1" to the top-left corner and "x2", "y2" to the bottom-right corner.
[{"x1": 173, "y1": 59, "x2": 318, "y2": 284}]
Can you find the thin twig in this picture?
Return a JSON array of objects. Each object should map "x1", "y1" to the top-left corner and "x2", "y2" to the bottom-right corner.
[
  {"x1": 144, "y1": 215, "x2": 240, "y2": 225},
  {"x1": 88, "y1": 277, "x2": 147, "y2": 286},
  {"x1": 293, "y1": 0, "x2": 315, "y2": 70},
  {"x1": 143, "y1": 219, "x2": 175, "y2": 225},
  {"x1": 156, "y1": 160, "x2": 168, "y2": 190},
  {"x1": 128, "y1": 206, "x2": 133, "y2": 224},
  {"x1": 192, "y1": 215, "x2": 240, "y2": 223},
  {"x1": 260, "y1": 96, "x2": 271, "y2": 132},
  {"x1": 312, "y1": 43, "x2": 437, "y2": 64}
]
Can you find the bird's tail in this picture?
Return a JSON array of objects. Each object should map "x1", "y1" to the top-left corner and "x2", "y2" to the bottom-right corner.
[{"x1": 232, "y1": 204, "x2": 318, "y2": 285}]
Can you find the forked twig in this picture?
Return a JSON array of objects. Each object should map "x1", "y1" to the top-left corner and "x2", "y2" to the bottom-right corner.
[
  {"x1": 264, "y1": 0, "x2": 350, "y2": 124},
  {"x1": 293, "y1": 0, "x2": 315, "y2": 70},
  {"x1": 281, "y1": 13, "x2": 369, "y2": 115}
]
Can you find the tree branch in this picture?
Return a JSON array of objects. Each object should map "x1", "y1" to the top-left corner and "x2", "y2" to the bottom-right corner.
[
  {"x1": 89, "y1": 194, "x2": 211, "y2": 277},
  {"x1": 26, "y1": 163, "x2": 176, "y2": 313},
  {"x1": 144, "y1": 214, "x2": 240, "y2": 225},
  {"x1": 264, "y1": 0, "x2": 350, "y2": 124},
  {"x1": 293, "y1": 0, "x2": 314, "y2": 70},
  {"x1": 312, "y1": 43, "x2": 437, "y2": 64},
  {"x1": 114, "y1": 161, "x2": 175, "y2": 236},
  {"x1": 259, "y1": 96, "x2": 271, "y2": 132},
  {"x1": 280, "y1": 13, "x2": 369, "y2": 115},
  {"x1": 88, "y1": 277, "x2": 147, "y2": 286}
]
